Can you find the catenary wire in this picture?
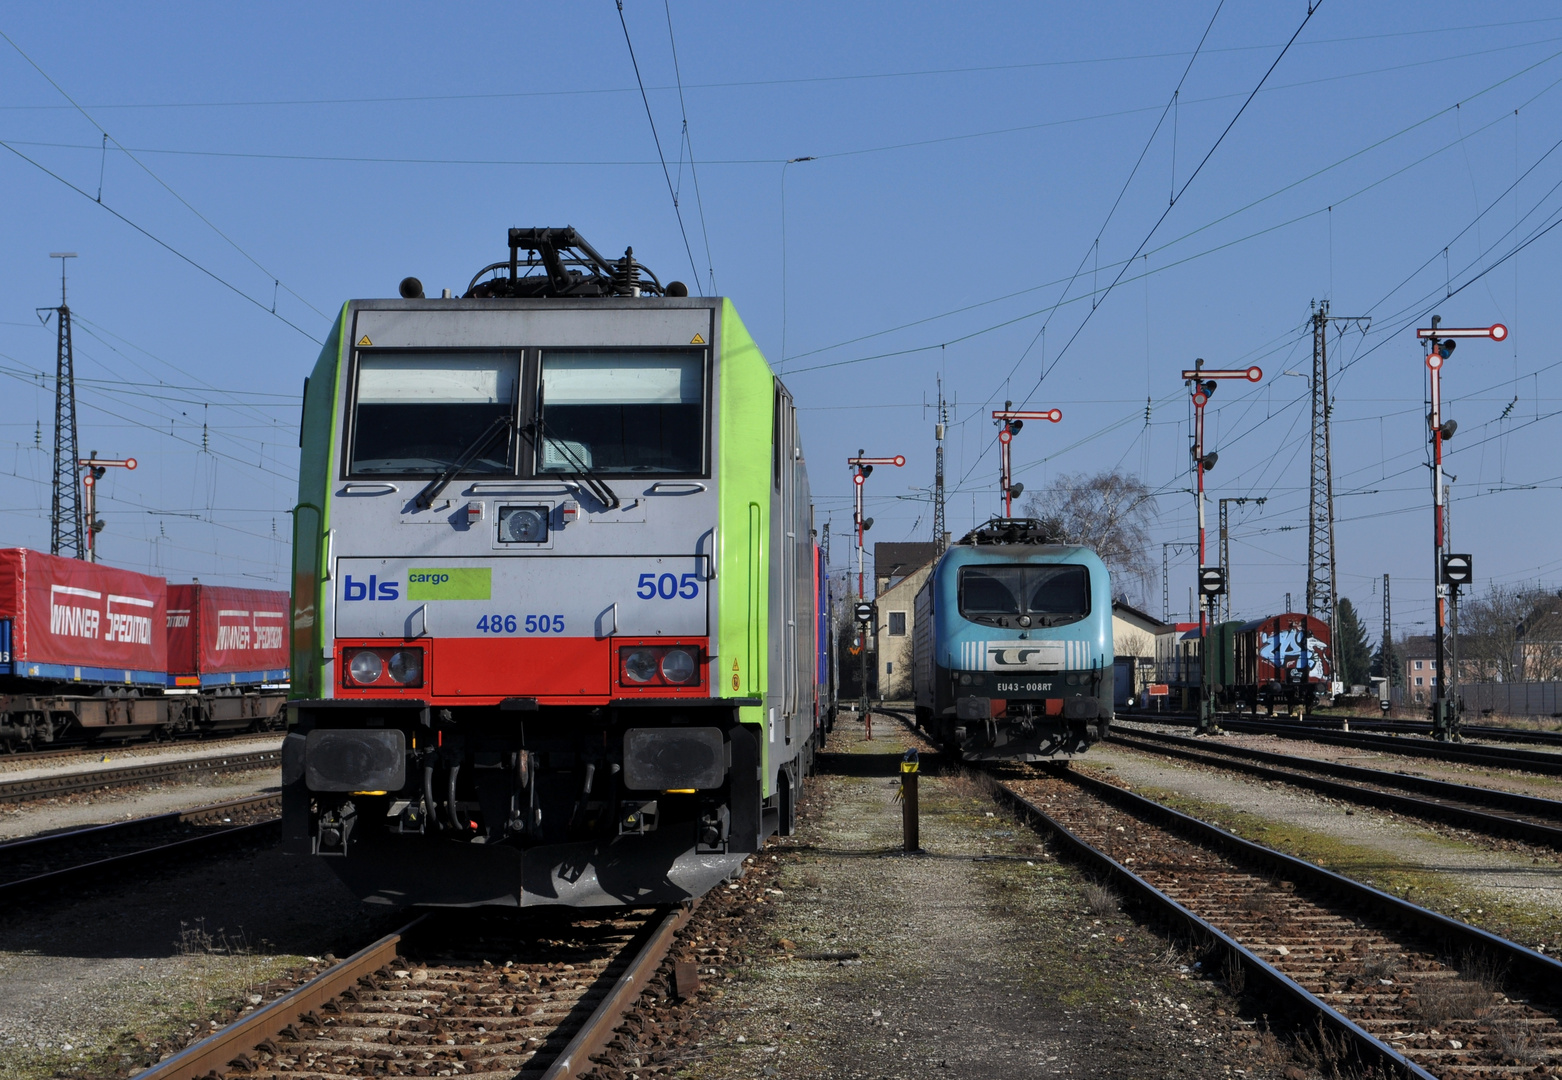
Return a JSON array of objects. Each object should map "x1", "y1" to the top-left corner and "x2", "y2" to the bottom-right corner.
[{"x1": 617, "y1": 0, "x2": 704, "y2": 293}]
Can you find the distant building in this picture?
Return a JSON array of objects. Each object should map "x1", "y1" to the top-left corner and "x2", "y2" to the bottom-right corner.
[
  {"x1": 873, "y1": 541, "x2": 938, "y2": 596},
  {"x1": 873, "y1": 545, "x2": 938, "y2": 701},
  {"x1": 1112, "y1": 601, "x2": 1168, "y2": 708},
  {"x1": 1112, "y1": 600, "x2": 1166, "y2": 658},
  {"x1": 1515, "y1": 595, "x2": 1562, "y2": 681},
  {"x1": 1402, "y1": 634, "x2": 1439, "y2": 704}
]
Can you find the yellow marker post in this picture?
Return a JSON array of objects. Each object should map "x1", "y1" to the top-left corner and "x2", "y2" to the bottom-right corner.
[{"x1": 900, "y1": 749, "x2": 920, "y2": 852}]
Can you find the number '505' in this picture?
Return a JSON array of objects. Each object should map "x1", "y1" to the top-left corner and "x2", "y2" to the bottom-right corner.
[{"x1": 637, "y1": 572, "x2": 700, "y2": 600}]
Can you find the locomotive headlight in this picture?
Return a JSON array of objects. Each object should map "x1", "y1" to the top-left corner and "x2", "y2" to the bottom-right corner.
[
  {"x1": 660, "y1": 648, "x2": 697, "y2": 684},
  {"x1": 622, "y1": 649, "x2": 659, "y2": 683},
  {"x1": 498, "y1": 505, "x2": 549, "y2": 543},
  {"x1": 348, "y1": 649, "x2": 384, "y2": 685},
  {"x1": 387, "y1": 648, "x2": 424, "y2": 686}
]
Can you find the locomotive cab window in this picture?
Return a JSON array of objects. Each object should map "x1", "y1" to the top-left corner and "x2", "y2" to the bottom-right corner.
[
  {"x1": 537, "y1": 349, "x2": 705, "y2": 476},
  {"x1": 349, "y1": 351, "x2": 519, "y2": 476},
  {"x1": 958, "y1": 564, "x2": 1090, "y2": 627}
]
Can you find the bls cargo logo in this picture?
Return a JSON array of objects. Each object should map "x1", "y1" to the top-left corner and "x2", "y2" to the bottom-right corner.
[
  {"x1": 49, "y1": 585, "x2": 154, "y2": 643},
  {"x1": 341, "y1": 569, "x2": 490, "y2": 602},
  {"x1": 342, "y1": 574, "x2": 400, "y2": 601}
]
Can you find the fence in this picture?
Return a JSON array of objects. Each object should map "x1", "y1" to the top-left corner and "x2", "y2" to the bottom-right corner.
[{"x1": 1459, "y1": 681, "x2": 1562, "y2": 718}]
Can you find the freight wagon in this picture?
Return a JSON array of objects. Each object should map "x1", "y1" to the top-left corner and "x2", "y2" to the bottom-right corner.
[
  {"x1": 0, "y1": 548, "x2": 288, "y2": 746},
  {"x1": 1152, "y1": 612, "x2": 1333, "y2": 717}
]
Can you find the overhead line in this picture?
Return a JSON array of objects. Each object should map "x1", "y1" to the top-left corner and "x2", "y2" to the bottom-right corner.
[
  {"x1": 1006, "y1": 1, "x2": 1226, "y2": 396},
  {"x1": 0, "y1": 139, "x2": 322, "y2": 343},
  {"x1": 617, "y1": 0, "x2": 704, "y2": 293},
  {"x1": 1020, "y1": 1, "x2": 1322, "y2": 405},
  {"x1": 5, "y1": 16, "x2": 1557, "y2": 112},
  {"x1": 664, "y1": 0, "x2": 717, "y2": 294},
  {"x1": 781, "y1": 45, "x2": 1562, "y2": 369},
  {"x1": 0, "y1": 29, "x2": 330, "y2": 325}
]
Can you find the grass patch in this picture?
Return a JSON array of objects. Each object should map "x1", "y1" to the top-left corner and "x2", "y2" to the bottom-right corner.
[{"x1": 1128, "y1": 784, "x2": 1562, "y2": 948}]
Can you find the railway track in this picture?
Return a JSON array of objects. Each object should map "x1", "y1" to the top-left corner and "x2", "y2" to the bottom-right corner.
[
  {"x1": 0, "y1": 727, "x2": 286, "y2": 767},
  {"x1": 1108, "y1": 725, "x2": 1562, "y2": 851},
  {"x1": 1134, "y1": 714, "x2": 1562, "y2": 777},
  {"x1": 1334, "y1": 719, "x2": 1562, "y2": 749},
  {"x1": 987, "y1": 764, "x2": 1562, "y2": 1077},
  {"x1": 0, "y1": 793, "x2": 280, "y2": 904},
  {"x1": 137, "y1": 905, "x2": 691, "y2": 1080},
  {"x1": 0, "y1": 747, "x2": 281, "y2": 804}
]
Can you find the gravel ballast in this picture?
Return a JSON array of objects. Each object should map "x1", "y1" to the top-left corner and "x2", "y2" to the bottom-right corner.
[
  {"x1": 600, "y1": 713, "x2": 1312, "y2": 1079},
  {"x1": 1082, "y1": 743, "x2": 1562, "y2": 946}
]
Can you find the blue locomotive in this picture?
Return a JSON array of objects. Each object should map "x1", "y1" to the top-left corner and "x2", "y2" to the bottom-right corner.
[{"x1": 912, "y1": 519, "x2": 1113, "y2": 759}]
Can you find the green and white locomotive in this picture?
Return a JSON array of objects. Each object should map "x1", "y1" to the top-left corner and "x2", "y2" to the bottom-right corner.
[{"x1": 283, "y1": 229, "x2": 823, "y2": 908}]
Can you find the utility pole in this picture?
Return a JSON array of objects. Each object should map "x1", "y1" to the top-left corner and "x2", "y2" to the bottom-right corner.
[
  {"x1": 1382, "y1": 572, "x2": 1392, "y2": 691},
  {"x1": 1415, "y1": 317, "x2": 1504, "y2": 739},
  {"x1": 1306, "y1": 301, "x2": 1370, "y2": 675},
  {"x1": 932, "y1": 378, "x2": 948, "y2": 556},
  {"x1": 45, "y1": 253, "x2": 82, "y2": 558},
  {"x1": 992, "y1": 402, "x2": 1061, "y2": 517},
  {"x1": 1217, "y1": 496, "x2": 1266, "y2": 622},
  {"x1": 1183, "y1": 359, "x2": 1263, "y2": 734}
]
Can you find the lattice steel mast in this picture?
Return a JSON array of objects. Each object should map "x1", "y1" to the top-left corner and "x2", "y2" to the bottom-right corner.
[
  {"x1": 47, "y1": 253, "x2": 83, "y2": 558},
  {"x1": 1305, "y1": 302, "x2": 1369, "y2": 658},
  {"x1": 1217, "y1": 496, "x2": 1265, "y2": 623},
  {"x1": 1305, "y1": 301, "x2": 1337, "y2": 649}
]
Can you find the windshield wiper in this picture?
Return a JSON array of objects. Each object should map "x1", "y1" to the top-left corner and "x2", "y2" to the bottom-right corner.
[
  {"x1": 412, "y1": 413, "x2": 514, "y2": 510},
  {"x1": 522, "y1": 417, "x2": 620, "y2": 510}
]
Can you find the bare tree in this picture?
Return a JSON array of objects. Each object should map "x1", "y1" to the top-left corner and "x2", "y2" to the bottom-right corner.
[
  {"x1": 1457, "y1": 582, "x2": 1553, "y2": 683},
  {"x1": 1022, "y1": 469, "x2": 1156, "y2": 605}
]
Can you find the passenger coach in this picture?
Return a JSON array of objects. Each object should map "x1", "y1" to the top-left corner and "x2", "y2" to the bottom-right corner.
[{"x1": 283, "y1": 229, "x2": 820, "y2": 908}]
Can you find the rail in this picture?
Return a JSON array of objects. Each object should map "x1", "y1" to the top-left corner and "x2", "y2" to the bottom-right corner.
[
  {"x1": 1137, "y1": 713, "x2": 1562, "y2": 776},
  {"x1": 1108, "y1": 726, "x2": 1562, "y2": 849},
  {"x1": 876, "y1": 708, "x2": 1562, "y2": 1076},
  {"x1": 0, "y1": 793, "x2": 280, "y2": 904},
  {"x1": 135, "y1": 904, "x2": 692, "y2": 1080},
  {"x1": 0, "y1": 748, "x2": 280, "y2": 803}
]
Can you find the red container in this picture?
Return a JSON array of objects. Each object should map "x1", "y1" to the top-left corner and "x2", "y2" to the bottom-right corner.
[
  {"x1": 0, "y1": 548, "x2": 168, "y2": 685},
  {"x1": 167, "y1": 584, "x2": 290, "y2": 686}
]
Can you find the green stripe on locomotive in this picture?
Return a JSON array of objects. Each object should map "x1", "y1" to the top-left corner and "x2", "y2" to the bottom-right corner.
[
  {"x1": 715, "y1": 299, "x2": 774, "y2": 792},
  {"x1": 290, "y1": 304, "x2": 347, "y2": 701}
]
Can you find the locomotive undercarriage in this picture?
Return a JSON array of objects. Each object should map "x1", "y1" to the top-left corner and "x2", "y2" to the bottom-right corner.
[
  {"x1": 0, "y1": 685, "x2": 285, "y2": 749},
  {"x1": 283, "y1": 701, "x2": 774, "y2": 908},
  {"x1": 921, "y1": 664, "x2": 1112, "y2": 761}
]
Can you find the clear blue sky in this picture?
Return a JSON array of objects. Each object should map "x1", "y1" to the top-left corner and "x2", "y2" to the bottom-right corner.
[{"x1": 1, "y1": 2, "x2": 1558, "y2": 644}]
